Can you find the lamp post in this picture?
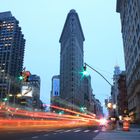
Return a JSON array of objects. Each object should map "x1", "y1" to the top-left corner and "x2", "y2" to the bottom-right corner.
[
  {"x1": 107, "y1": 102, "x2": 117, "y2": 119},
  {"x1": 8, "y1": 93, "x2": 22, "y2": 105},
  {"x1": 112, "y1": 104, "x2": 117, "y2": 118}
]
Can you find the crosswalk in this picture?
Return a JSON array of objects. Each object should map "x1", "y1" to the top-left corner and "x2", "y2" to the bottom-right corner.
[
  {"x1": 56, "y1": 128, "x2": 99, "y2": 133},
  {"x1": 31, "y1": 128, "x2": 99, "y2": 139}
]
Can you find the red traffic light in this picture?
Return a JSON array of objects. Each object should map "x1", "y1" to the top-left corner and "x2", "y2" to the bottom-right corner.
[{"x1": 25, "y1": 71, "x2": 31, "y2": 76}]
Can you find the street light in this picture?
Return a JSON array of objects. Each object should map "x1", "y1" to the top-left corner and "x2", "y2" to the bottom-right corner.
[
  {"x1": 16, "y1": 94, "x2": 22, "y2": 98},
  {"x1": 107, "y1": 102, "x2": 112, "y2": 109},
  {"x1": 8, "y1": 93, "x2": 22, "y2": 105},
  {"x1": 113, "y1": 104, "x2": 117, "y2": 109},
  {"x1": 107, "y1": 102, "x2": 117, "y2": 119},
  {"x1": 107, "y1": 103, "x2": 117, "y2": 109}
]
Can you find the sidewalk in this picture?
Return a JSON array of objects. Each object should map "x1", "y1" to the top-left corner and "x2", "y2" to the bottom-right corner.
[{"x1": 93, "y1": 128, "x2": 140, "y2": 140}]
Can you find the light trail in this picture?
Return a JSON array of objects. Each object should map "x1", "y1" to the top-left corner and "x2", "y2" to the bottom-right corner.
[
  {"x1": 0, "y1": 102, "x2": 100, "y2": 131},
  {"x1": 50, "y1": 105, "x2": 97, "y2": 120}
]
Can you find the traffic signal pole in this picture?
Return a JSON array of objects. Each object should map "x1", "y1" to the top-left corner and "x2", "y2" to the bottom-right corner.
[{"x1": 84, "y1": 63, "x2": 112, "y2": 86}]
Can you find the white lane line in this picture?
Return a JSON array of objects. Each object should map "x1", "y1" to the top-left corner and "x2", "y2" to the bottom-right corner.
[
  {"x1": 94, "y1": 130, "x2": 99, "y2": 133},
  {"x1": 74, "y1": 130, "x2": 81, "y2": 132},
  {"x1": 44, "y1": 134, "x2": 49, "y2": 136},
  {"x1": 32, "y1": 136, "x2": 39, "y2": 139},
  {"x1": 64, "y1": 130, "x2": 72, "y2": 132},
  {"x1": 84, "y1": 130, "x2": 90, "y2": 132},
  {"x1": 53, "y1": 133, "x2": 57, "y2": 135}
]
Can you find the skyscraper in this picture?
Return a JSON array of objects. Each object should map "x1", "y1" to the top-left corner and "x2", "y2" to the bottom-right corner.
[
  {"x1": 0, "y1": 11, "x2": 25, "y2": 99},
  {"x1": 59, "y1": 9, "x2": 85, "y2": 108},
  {"x1": 116, "y1": 0, "x2": 140, "y2": 122}
]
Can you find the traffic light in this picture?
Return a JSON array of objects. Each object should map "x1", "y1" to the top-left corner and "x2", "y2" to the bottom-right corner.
[
  {"x1": 3, "y1": 97, "x2": 8, "y2": 102},
  {"x1": 25, "y1": 76, "x2": 29, "y2": 82},
  {"x1": 80, "y1": 107, "x2": 86, "y2": 112},
  {"x1": 18, "y1": 71, "x2": 31, "y2": 82},
  {"x1": 18, "y1": 76, "x2": 24, "y2": 81},
  {"x1": 82, "y1": 65, "x2": 89, "y2": 77},
  {"x1": 24, "y1": 71, "x2": 31, "y2": 82},
  {"x1": 83, "y1": 65, "x2": 86, "y2": 71},
  {"x1": 80, "y1": 107, "x2": 84, "y2": 112},
  {"x1": 18, "y1": 72, "x2": 24, "y2": 81}
]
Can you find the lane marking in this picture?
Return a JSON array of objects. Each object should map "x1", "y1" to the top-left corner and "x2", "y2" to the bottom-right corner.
[
  {"x1": 64, "y1": 130, "x2": 71, "y2": 132},
  {"x1": 53, "y1": 133, "x2": 57, "y2": 135},
  {"x1": 94, "y1": 130, "x2": 99, "y2": 133},
  {"x1": 84, "y1": 130, "x2": 90, "y2": 132},
  {"x1": 32, "y1": 136, "x2": 39, "y2": 139},
  {"x1": 74, "y1": 130, "x2": 81, "y2": 132},
  {"x1": 44, "y1": 134, "x2": 49, "y2": 136},
  {"x1": 55, "y1": 129, "x2": 63, "y2": 132}
]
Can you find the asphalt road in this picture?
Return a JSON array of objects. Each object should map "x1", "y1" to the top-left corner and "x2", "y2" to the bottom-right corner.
[{"x1": 0, "y1": 127, "x2": 100, "y2": 140}]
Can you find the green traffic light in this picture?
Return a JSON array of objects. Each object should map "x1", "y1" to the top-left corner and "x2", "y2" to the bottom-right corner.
[
  {"x1": 80, "y1": 107, "x2": 87, "y2": 112},
  {"x1": 82, "y1": 70, "x2": 89, "y2": 77},
  {"x1": 80, "y1": 65, "x2": 89, "y2": 79},
  {"x1": 18, "y1": 76, "x2": 24, "y2": 80},
  {"x1": 3, "y1": 97, "x2": 8, "y2": 101},
  {"x1": 81, "y1": 68, "x2": 89, "y2": 77},
  {"x1": 80, "y1": 107, "x2": 84, "y2": 111}
]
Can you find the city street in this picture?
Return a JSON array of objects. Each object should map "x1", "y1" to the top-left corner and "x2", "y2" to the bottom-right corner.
[
  {"x1": 1, "y1": 125, "x2": 140, "y2": 140},
  {"x1": 0, "y1": 127, "x2": 99, "y2": 140},
  {"x1": 1, "y1": 0, "x2": 140, "y2": 140}
]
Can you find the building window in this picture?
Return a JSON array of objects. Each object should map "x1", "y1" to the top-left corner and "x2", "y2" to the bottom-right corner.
[
  {"x1": 138, "y1": 37, "x2": 140, "y2": 50},
  {"x1": 136, "y1": 24, "x2": 139, "y2": 36},
  {"x1": 72, "y1": 78, "x2": 73, "y2": 81},
  {"x1": 134, "y1": 48, "x2": 137, "y2": 56},
  {"x1": 133, "y1": 36, "x2": 136, "y2": 45}
]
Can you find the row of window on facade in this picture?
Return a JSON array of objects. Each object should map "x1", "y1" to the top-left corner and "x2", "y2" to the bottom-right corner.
[
  {"x1": 0, "y1": 21, "x2": 14, "y2": 25},
  {"x1": 0, "y1": 37, "x2": 13, "y2": 41},
  {"x1": 126, "y1": 58, "x2": 140, "y2": 87}
]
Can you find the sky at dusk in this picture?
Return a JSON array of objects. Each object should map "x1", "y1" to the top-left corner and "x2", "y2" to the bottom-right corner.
[{"x1": 0, "y1": 0, "x2": 125, "y2": 109}]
